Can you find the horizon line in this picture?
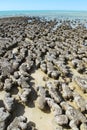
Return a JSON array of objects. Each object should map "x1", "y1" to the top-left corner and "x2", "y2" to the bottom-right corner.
[{"x1": 0, "y1": 9, "x2": 87, "y2": 12}]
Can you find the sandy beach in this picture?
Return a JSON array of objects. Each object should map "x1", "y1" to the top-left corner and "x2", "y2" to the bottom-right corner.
[{"x1": 0, "y1": 16, "x2": 87, "y2": 130}]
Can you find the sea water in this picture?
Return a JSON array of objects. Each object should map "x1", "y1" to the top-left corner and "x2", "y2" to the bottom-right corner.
[{"x1": 0, "y1": 10, "x2": 87, "y2": 20}]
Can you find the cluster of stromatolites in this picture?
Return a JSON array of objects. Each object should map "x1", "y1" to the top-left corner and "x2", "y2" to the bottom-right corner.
[{"x1": 0, "y1": 16, "x2": 87, "y2": 130}]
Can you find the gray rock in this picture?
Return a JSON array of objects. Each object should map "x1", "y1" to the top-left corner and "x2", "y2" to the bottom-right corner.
[
  {"x1": 54, "y1": 61, "x2": 69, "y2": 76},
  {"x1": 46, "y1": 82, "x2": 62, "y2": 103},
  {"x1": 12, "y1": 48, "x2": 19, "y2": 55},
  {"x1": 14, "y1": 71, "x2": 20, "y2": 79},
  {"x1": 55, "y1": 115, "x2": 68, "y2": 126},
  {"x1": 61, "y1": 83, "x2": 73, "y2": 100},
  {"x1": 7, "y1": 116, "x2": 27, "y2": 130},
  {"x1": 69, "y1": 120, "x2": 79, "y2": 130},
  {"x1": 45, "y1": 54, "x2": 54, "y2": 62},
  {"x1": 26, "y1": 56, "x2": 34, "y2": 71},
  {"x1": 40, "y1": 63, "x2": 47, "y2": 73},
  {"x1": 36, "y1": 86, "x2": 46, "y2": 110},
  {"x1": 47, "y1": 69, "x2": 52, "y2": 77},
  {"x1": 46, "y1": 62, "x2": 54, "y2": 77},
  {"x1": 16, "y1": 55, "x2": 24, "y2": 63},
  {"x1": 3, "y1": 92, "x2": 15, "y2": 112},
  {"x1": 0, "y1": 59, "x2": 13, "y2": 76},
  {"x1": 0, "y1": 107, "x2": 10, "y2": 130},
  {"x1": 19, "y1": 63, "x2": 29, "y2": 76},
  {"x1": 37, "y1": 86, "x2": 46, "y2": 97},
  {"x1": 20, "y1": 48, "x2": 27, "y2": 57},
  {"x1": 61, "y1": 102, "x2": 87, "y2": 127},
  {"x1": 73, "y1": 92, "x2": 87, "y2": 112},
  {"x1": 12, "y1": 61, "x2": 20, "y2": 70},
  {"x1": 0, "y1": 79, "x2": 4, "y2": 90},
  {"x1": 35, "y1": 58, "x2": 41, "y2": 68},
  {"x1": 46, "y1": 98, "x2": 62, "y2": 116},
  {"x1": 18, "y1": 76, "x2": 30, "y2": 89},
  {"x1": 37, "y1": 96, "x2": 46, "y2": 111},
  {"x1": 74, "y1": 76, "x2": 87, "y2": 92},
  {"x1": 4, "y1": 78, "x2": 13, "y2": 91},
  {"x1": 19, "y1": 88, "x2": 31, "y2": 103},
  {"x1": 51, "y1": 70, "x2": 60, "y2": 79}
]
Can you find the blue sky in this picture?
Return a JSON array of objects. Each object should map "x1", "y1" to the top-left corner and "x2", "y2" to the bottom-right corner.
[{"x1": 0, "y1": 0, "x2": 87, "y2": 11}]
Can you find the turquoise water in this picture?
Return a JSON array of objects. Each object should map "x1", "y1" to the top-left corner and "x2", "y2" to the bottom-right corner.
[{"x1": 0, "y1": 10, "x2": 87, "y2": 20}]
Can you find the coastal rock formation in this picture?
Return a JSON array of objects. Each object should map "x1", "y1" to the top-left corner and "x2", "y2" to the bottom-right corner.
[
  {"x1": 61, "y1": 83, "x2": 73, "y2": 100},
  {"x1": 4, "y1": 78, "x2": 13, "y2": 91},
  {"x1": 7, "y1": 116, "x2": 28, "y2": 130},
  {"x1": 36, "y1": 86, "x2": 47, "y2": 110},
  {"x1": 3, "y1": 92, "x2": 15, "y2": 112},
  {"x1": 0, "y1": 16, "x2": 87, "y2": 130},
  {"x1": 46, "y1": 98, "x2": 62, "y2": 116},
  {"x1": 55, "y1": 114, "x2": 68, "y2": 126},
  {"x1": 0, "y1": 107, "x2": 10, "y2": 130},
  {"x1": 19, "y1": 88, "x2": 31, "y2": 103},
  {"x1": 74, "y1": 76, "x2": 87, "y2": 92},
  {"x1": 73, "y1": 92, "x2": 87, "y2": 112},
  {"x1": 46, "y1": 82, "x2": 62, "y2": 103},
  {"x1": 61, "y1": 102, "x2": 87, "y2": 129}
]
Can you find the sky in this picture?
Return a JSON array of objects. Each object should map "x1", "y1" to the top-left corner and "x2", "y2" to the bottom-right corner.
[{"x1": 0, "y1": 0, "x2": 87, "y2": 11}]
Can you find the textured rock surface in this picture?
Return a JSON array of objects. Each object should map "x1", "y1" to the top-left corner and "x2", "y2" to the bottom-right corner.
[
  {"x1": 7, "y1": 116, "x2": 28, "y2": 130},
  {"x1": 0, "y1": 16, "x2": 87, "y2": 130},
  {"x1": 55, "y1": 114, "x2": 68, "y2": 125},
  {"x1": 74, "y1": 76, "x2": 87, "y2": 92},
  {"x1": 0, "y1": 107, "x2": 10, "y2": 130},
  {"x1": 3, "y1": 92, "x2": 15, "y2": 112}
]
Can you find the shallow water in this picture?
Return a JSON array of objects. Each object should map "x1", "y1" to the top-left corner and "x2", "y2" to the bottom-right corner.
[{"x1": 0, "y1": 10, "x2": 87, "y2": 20}]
